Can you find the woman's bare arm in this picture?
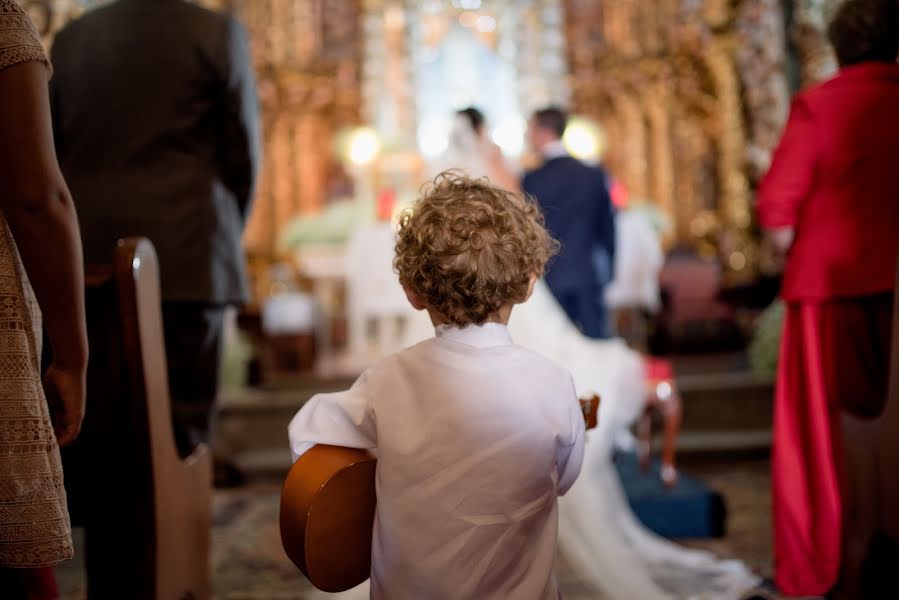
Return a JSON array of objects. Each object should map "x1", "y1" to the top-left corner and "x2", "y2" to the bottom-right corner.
[{"x1": 0, "y1": 61, "x2": 87, "y2": 443}]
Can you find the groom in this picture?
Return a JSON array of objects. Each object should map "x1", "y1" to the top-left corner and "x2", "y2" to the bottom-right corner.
[{"x1": 523, "y1": 107, "x2": 616, "y2": 339}]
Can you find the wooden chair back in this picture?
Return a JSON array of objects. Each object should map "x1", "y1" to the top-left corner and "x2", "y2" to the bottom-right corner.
[{"x1": 63, "y1": 238, "x2": 211, "y2": 600}]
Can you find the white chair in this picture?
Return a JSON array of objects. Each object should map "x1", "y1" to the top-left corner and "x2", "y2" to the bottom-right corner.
[{"x1": 344, "y1": 222, "x2": 410, "y2": 361}]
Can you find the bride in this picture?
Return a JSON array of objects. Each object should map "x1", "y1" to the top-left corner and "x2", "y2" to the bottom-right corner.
[
  {"x1": 430, "y1": 107, "x2": 521, "y2": 193},
  {"x1": 322, "y1": 109, "x2": 759, "y2": 599}
]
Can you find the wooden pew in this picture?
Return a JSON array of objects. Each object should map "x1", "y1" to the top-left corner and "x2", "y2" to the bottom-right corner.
[{"x1": 63, "y1": 238, "x2": 211, "y2": 600}]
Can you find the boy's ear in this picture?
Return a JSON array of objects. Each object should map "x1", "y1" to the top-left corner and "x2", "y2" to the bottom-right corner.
[
  {"x1": 403, "y1": 286, "x2": 427, "y2": 311},
  {"x1": 519, "y1": 274, "x2": 538, "y2": 304}
]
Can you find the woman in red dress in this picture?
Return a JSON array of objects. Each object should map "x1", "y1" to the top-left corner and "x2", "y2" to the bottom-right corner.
[{"x1": 757, "y1": 1, "x2": 899, "y2": 596}]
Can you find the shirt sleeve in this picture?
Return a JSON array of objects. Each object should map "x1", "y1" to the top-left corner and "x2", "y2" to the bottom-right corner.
[
  {"x1": 757, "y1": 96, "x2": 817, "y2": 229},
  {"x1": 287, "y1": 369, "x2": 377, "y2": 462},
  {"x1": 556, "y1": 376, "x2": 586, "y2": 495}
]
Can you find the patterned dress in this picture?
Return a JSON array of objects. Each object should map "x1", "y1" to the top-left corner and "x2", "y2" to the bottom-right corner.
[{"x1": 0, "y1": 0, "x2": 73, "y2": 568}]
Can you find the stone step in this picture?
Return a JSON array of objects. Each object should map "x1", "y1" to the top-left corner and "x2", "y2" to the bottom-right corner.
[
  {"x1": 219, "y1": 367, "x2": 774, "y2": 425},
  {"x1": 676, "y1": 370, "x2": 774, "y2": 433},
  {"x1": 217, "y1": 364, "x2": 775, "y2": 477},
  {"x1": 216, "y1": 384, "x2": 345, "y2": 463},
  {"x1": 230, "y1": 431, "x2": 774, "y2": 481},
  {"x1": 233, "y1": 448, "x2": 293, "y2": 478}
]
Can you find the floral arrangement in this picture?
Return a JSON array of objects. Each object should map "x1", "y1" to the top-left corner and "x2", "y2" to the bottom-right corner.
[{"x1": 280, "y1": 198, "x2": 373, "y2": 248}]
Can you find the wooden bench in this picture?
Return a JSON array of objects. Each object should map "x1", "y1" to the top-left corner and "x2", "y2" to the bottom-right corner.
[{"x1": 62, "y1": 238, "x2": 211, "y2": 600}]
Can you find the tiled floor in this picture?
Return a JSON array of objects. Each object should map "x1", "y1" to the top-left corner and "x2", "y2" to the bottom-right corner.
[{"x1": 57, "y1": 457, "x2": 772, "y2": 599}]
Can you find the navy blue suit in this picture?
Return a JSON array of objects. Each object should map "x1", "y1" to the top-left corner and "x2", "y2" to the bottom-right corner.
[{"x1": 523, "y1": 156, "x2": 615, "y2": 338}]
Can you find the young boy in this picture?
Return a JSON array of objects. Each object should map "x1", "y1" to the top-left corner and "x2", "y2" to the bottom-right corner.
[{"x1": 288, "y1": 173, "x2": 586, "y2": 599}]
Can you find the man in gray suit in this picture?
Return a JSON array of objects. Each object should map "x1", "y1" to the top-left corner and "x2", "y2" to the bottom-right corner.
[{"x1": 50, "y1": 0, "x2": 261, "y2": 472}]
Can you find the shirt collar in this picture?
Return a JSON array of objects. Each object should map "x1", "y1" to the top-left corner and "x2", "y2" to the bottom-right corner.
[
  {"x1": 435, "y1": 322, "x2": 514, "y2": 348},
  {"x1": 541, "y1": 140, "x2": 569, "y2": 160}
]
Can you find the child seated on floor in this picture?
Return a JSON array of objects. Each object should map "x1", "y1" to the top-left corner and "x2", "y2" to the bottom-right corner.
[{"x1": 288, "y1": 173, "x2": 586, "y2": 599}]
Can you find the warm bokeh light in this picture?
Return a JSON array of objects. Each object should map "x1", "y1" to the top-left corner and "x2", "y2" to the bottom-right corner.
[
  {"x1": 729, "y1": 251, "x2": 747, "y2": 271},
  {"x1": 347, "y1": 127, "x2": 381, "y2": 166},
  {"x1": 491, "y1": 116, "x2": 525, "y2": 157},
  {"x1": 562, "y1": 117, "x2": 604, "y2": 162}
]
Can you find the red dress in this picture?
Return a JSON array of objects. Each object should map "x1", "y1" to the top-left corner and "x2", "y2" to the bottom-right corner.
[
  {"x1": 758, "y1": 62, "x2": 899, "y2": 596},
  {"x1": 0, "y1": 566, "x2": 59, "y2": 600}
]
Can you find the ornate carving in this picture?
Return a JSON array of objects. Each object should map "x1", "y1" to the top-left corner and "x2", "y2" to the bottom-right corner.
[
  {"x1": 791, "y1": 0, "x2": 840, "y2": 86},
  {"x1": 231, "y1": 0, "x2": 362, "y2": 256},
  {"x1": 735, "y1": 0, "x2": 791, "y2": 181},
  {"x1": 563, "y1": 0, "x2": 804, "y2": 283}
]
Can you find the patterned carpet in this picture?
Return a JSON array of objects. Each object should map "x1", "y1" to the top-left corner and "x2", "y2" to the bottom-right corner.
[
  {"x1": 211, "y1": 483, "x2": 317, "y2": 599},
  {"x1": 58, "y1": 458, "x2": 771, "y2": 599}
]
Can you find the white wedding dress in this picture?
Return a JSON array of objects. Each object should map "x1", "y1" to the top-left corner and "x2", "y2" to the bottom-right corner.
[{"x1": 320, "y1": 120, "x2": 759, "y2": 599}]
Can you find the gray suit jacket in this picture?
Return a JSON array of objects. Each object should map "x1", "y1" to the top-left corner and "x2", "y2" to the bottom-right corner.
[{"x1": 50, "y1": 0, "x2": 261, "y2": 304}]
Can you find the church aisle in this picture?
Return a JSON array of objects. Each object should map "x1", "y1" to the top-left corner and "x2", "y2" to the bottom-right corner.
[
  {"x1": 55, "y1": 458, "x2": 770, "y2": 599},
  {"x1": 682, "y1": 457, "x2": 772, "y2": 580}
]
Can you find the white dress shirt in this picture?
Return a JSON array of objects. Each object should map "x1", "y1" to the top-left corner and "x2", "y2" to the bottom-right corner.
[
  {"x1": 541, "y1": 140, "x2": 569, "y2": 160},
  {"x1": 288, "y1": 322, "x2": 585, "y2": 599}
]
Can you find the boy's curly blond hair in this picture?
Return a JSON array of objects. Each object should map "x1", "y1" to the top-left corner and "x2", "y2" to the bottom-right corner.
[{"x1": 394, "y1": 172, "x2": 559, "y2": 326}]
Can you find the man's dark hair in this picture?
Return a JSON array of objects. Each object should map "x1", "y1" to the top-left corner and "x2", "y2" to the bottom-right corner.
[
  {"x1": 828, "y1": 0, "x2": 899, "y2": 66},
  {"x1": 532, "y1": 106, "x2": 568, "y2": 139},
  {"x1": 457, "y1": 107, "x2": 486, "y2": 134}
]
